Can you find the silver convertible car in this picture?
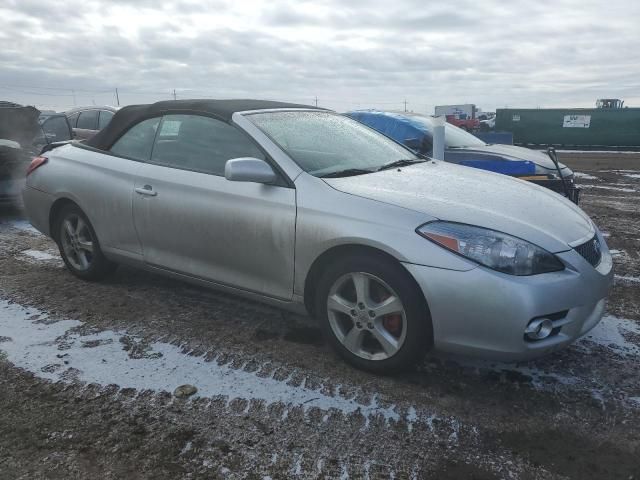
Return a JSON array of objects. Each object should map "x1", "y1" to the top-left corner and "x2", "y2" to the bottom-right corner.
[{"x1": 23, "y1": 99, "x2": 613, "y2": 372}]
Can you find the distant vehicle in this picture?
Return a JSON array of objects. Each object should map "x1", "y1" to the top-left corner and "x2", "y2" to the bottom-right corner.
[
  {"x1": 37, "y1": 113, "x2": 75, "y2": 145},
  {"x1": 346, "y1": 110, "x2": 580, "y2": 203},
  {"x1": 434, "y1": 103, "x2": 476, "y2": 118},
  {"x1": 434, "y1": 104, "x2": 480, "y2": 131},
  {"x1": 0, "y1": 102, "x2": 72, "y2": 205},
  {"x1": 480, "y1": 115, "x2": 496, "y2": 132},
  {"x1": 23, "y1": 99, "x2": 612, "y2": 372},
  {"x1": 476, "y1": 112, "x2": 496, "y2": 131},
  {"x1": 596, "y1": 98, "x2": 624, "y2": 109},
  {"x1": 65, "y1": 106, "x2": 119, "y2": 140}
]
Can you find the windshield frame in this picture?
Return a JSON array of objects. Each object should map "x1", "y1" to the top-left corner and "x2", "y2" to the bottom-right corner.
[{"x1": 244, "y1": 109, "x2": 420, "y2": 178}]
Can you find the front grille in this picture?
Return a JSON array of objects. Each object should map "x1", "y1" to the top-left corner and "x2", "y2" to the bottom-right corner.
[{"x1": 574, "y1": 235, "x2": 602, "y2": 267}]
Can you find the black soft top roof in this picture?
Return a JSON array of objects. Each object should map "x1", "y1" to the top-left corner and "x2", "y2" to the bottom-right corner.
[{"x1": 86, "y1": 99, "x2": 322, "y2": 150}]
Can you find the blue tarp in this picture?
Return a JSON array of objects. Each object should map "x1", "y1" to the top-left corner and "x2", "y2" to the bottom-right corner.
[
  {"x1": 460, "y1": 159, "x2": 535, "y2": 175},
  {"x1": 474, "y1": 132, "x2": 514, "y2": 145},
  {"x1": 346, "y1": 110, "x2": 535, "y2": 176},
  {"x1": 346, "y1": 111, "x2": 430, "y2": 146}
]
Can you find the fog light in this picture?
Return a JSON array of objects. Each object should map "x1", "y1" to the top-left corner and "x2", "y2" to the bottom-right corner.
[{"x1": 525, "y1": 318, "x2": 553, "y2": 340}]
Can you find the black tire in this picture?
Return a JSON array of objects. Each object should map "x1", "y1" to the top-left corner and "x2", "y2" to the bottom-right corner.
[
  {"x1": 54, "y1": 204, "x2": 117, "y2": 280},
  {"x1": 315, "y1": 252, "x2": 432, "y2": 373}
]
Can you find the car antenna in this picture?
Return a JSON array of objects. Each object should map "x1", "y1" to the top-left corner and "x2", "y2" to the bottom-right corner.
[{"x1": 546, "y1": 146, "x2": 571, "y2": 200}]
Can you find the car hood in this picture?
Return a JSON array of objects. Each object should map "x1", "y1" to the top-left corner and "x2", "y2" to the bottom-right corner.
[
  {"x1": 457, "y1": 144, "x2": 567, "y2": 171},
  {"x1": 324, "y1": 161, "x2": 594, "y2": 253}
]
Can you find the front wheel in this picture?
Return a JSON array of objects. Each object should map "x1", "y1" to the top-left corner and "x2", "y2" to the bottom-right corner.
[
  {"x1": 315, "y1": 254, "x2": 432, "y2": 373},
  {"x1": 54, "y1": 204, "x2": 117, "y2": 280}
]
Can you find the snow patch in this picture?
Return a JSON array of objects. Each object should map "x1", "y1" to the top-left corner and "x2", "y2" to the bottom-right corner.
[
  {"x1": 0, "y1": 219, "x2": 41, "y2": 235},
  {"x1": 406, "y1": 406, "x2": 417, "y2": 432},
  {"x1": 180, "y1": 441, "x2": 193, "y2": 455},
  {"x1": 574, "y1": 172, "x2": 598, "y2": 180},
  {"x1": 19, "y1": 249, "x2": 59, "y2": 261},
  {"x1": 615, "y1": 274, "x2": 640, "y2": 284},
  {"x1": 578, "y1": 315, "x2": 640, "y2": 357},
  {"x1": 622, "y1": 173, "x2": 640, "y2": 179},
  {"x1": 554, "y1": 151, "x2": 640, "y2": 155},
  {"x1": 580, "y1": 185, "x2": 635, "y2": 193},
  {"x1": 0, "y1": 299, "x2": 403, "y2": 423}
]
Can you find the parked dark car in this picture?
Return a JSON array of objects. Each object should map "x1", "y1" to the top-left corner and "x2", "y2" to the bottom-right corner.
[
  {"x1": 0, "y1": 102, "x2": 73, "y2": 205},
  {"x1": 65, "y1": 106, "x2": 119, "y2": 140},
  {"x1": 346, "y1": 110, "x2": 580, "y2": 204}
]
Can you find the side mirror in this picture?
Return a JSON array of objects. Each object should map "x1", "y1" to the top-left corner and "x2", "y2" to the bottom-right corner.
[
  {"x1": 225, "y1": 157, "x2": 277, "y2": 184},
  {"x1": 403, "y1": 138, "x2": 421, "y2": 151}
]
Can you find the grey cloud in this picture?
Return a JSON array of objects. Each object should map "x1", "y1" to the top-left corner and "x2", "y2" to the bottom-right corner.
[{"x1": 0, "y1": 0, "x2": 639, "y2": 113}]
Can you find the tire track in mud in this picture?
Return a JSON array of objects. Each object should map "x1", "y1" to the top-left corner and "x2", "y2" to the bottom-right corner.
[
  {"x1": 1, "y1": 298, "x2": 535, "y2": 479},
  {"x1": 0, "y1": 360, "x2": 534, "y2": 479},
  {"x1": 0, "y1": 297, "x2": 451, "y2": 430}
]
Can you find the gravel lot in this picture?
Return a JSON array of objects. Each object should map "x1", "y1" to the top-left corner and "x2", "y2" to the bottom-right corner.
[{"x1": 1, "y1": 153, "x2": 638, "y2": 479}]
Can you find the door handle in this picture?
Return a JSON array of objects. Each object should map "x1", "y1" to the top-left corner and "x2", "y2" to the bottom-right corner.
[{"x1": 135, "y1": 185, "x2": 157, "y2": 196}]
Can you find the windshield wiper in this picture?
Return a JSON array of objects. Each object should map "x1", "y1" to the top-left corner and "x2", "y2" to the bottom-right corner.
[
  {"x1": 318, "y1": 168, "x2": 375, "y2": 178},
  {"x1": 377, "y1": 158, "x2": 426, "y2": 171}
]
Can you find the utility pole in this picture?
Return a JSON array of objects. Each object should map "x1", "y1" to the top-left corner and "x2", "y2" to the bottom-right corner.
[
  {"x1": 173, "y1": 89, "x2": 177, "y2": 100},
  {"x1": 314, "y1": 96, "x2": 318, "y2": 107},
  {"x1": 115, "y1": 88, "x2": 120, "y2": 106},
  {"x1": 404, "y1": 99, "x2": 408, "y2": 112}
]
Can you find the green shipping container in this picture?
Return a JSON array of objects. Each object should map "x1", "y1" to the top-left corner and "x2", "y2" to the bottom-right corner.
[{"x1": 495, "y1": 108, "x2": 640, "y2": 148}]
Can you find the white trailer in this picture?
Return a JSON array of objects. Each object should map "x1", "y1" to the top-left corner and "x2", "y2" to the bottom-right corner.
[{"x1": 434, "y1": 104, "x2": 476, "y2": 119}]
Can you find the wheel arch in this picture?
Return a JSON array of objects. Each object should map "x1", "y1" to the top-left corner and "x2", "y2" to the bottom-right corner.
[
  {"x1": 49, "y1": 197, "x2": 80, "y2": 241},
  {"x1": 303, "y1": 243, "x2": 429, "y2": 320}
]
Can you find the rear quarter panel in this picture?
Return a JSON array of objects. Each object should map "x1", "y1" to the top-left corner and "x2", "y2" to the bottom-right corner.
[{"x1": 27, "y1": 144, "x2": 143, "y2": 258}]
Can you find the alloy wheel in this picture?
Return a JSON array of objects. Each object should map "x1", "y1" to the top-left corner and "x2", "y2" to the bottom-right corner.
[
  {"x1": 60, "y1": 214, "x2": 95, "y2": 271},
  {"x1": 326, "y1": 272, "x2": 407, "y2": 361}
]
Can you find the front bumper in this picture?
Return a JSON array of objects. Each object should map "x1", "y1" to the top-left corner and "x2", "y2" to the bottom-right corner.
[{"x1": 403, "y1": 233, "x2": 613, "y2": 361}]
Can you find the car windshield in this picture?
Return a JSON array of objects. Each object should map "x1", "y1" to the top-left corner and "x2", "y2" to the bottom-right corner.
[
  {"x1": 247, "y1": 110, "x2": 418, "y2": 177},
  {"x1": 409, "y1": 115, "x2": 486, "y2": 148}
]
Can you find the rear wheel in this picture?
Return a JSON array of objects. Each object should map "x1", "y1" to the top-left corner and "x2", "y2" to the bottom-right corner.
[
  {"x1": 315, "y1": 253, "x2": 432, "y2": 373},
  {"x1": 54, "y1": 204, "x2": 117, "y2": 280}
]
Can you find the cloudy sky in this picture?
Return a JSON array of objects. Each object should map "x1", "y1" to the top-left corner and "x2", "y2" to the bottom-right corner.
[{"x1": 0, "y1": 0, "x2": 638, "y2": 113}]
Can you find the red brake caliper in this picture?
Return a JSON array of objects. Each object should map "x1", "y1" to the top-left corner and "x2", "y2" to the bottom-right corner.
[
  {"x1": 383, "y1": 315, "x2": 403, "y2": 337},
  {"x1": 379, "y1": 292, "x2": 402, "y2": 337}
]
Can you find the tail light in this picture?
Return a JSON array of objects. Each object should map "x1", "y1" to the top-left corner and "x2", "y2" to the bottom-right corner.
[{"x1": 26, "y1": 156, "x2": 48, "y2": 176}]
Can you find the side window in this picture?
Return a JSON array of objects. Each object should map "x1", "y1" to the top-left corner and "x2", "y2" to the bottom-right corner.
[
  {"x1": 67, "y1": 112, "x2": 79, "y2": 128},
  {"x1": 110, "y1": 117, "x2": 161, "y2": 161},
  {"x1": 150, "y1": 114, "x2": 265, "y2": 176},
  {"x1": 42, "y1": 117, "x2": 72, "y2": 142},
  {"x1": 98, "y1": 110, "x2": 114, "y2": 130},
  {"x1": 77, "y1": 110, "x2": 99, "y2": 130}
]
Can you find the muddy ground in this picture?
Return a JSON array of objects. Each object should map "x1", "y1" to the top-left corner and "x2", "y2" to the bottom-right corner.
[{"x1": 0, "y1": 153, "x2": 638, "y2": 479}]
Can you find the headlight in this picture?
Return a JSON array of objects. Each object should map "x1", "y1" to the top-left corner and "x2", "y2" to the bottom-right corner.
[{"x1": 416, "y1": 221, "x2": 564, "y2": 276}]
